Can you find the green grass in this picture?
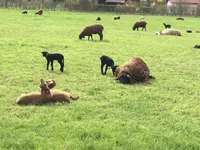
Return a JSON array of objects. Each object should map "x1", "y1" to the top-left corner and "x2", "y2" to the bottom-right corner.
[{"x1": 0, "y1": 8, "x2": 200, "y2": 149}]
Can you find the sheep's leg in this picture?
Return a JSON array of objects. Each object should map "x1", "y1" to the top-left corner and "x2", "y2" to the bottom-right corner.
[
  {"x1": 46, "y1": 60, "x2": 50, "y2": 70},
  {"x1": 91, "y1": 35, "x2": 93, "y2": 41},
  {"x1": 57, "y1": 60, "x2": 64, "y2": 72},
  {"x1": 145, "y1": 27, "x2": 146, "y2": 31},
  {"x1": 104, "y1": 65, "x2": 108, "y2": 75},
  {"x1": 88, "y1": 36, "x2": 90, "y2": 40},
  {"x1": 101, "y1": 64, "x2": 105, "y2": 75},
  {"x1": 50, "y1": 61, "x2": 54, "y2": 71},
  {"x1": 98, "y1": 33, "x2": 103, "y2": 40}
]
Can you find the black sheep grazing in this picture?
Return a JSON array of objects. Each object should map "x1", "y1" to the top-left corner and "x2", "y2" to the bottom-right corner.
[
  {"x1": 163, "y1": 23, "x2": 171, "y2": 29},
  {"x1": 79, "y1": 24, "x2": 104, "y2": 41},
  {"x1": 133, "y1": 21, "x2": 147, "y2": 31},
  {"x1": 96, "y1": 17, "x2": 101, "y2": 21},
  {"x1": 41, "y1": 51, "x2": 64, "y2": 72},
  {"x1": 112, "y1": 57, "x2": 154, "y2": 84},
  {"x1": 100, "y1": 55, "x2": 114, "y2": 75},
  {"x1": 35, "y1": 9, "x2": 43, "y2": 15},
  {"x1": 114, "y1": 16, "x2": 120, "y2": 20},
  {"x1": 22, "y1": 11, "x2": 28, "y2": 15},
  {"x1": 186, "y1": 30, "x2": 192, "y2": 33}
]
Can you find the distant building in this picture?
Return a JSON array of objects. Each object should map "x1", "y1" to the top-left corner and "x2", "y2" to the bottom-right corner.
[
  {"x1": 98, "y1": 0, "x2": 125, "y2": 5},
  {"x1": 167, "y1": 0, "x2": 200, "y2": 15}
]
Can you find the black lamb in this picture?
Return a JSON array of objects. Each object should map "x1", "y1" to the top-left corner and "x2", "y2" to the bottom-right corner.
[
  {"x1": 96, "y1": 17, "x2": 101, "y2": 21},
  {"x1": 100, "y1": 55, "x2": 114, "y2": 75},
  {"x1": 114, "y1": 16, "x2": 120, "y2": 20},
  {"x1": 22, "y1": 11, "x2": 28, "y2": 15},
  {"x1": 163, "y1": 23, "x2": 171, "y2": 29},
  {"x1": 133, "y1": 21, "x2": 147, "y2": 31},
  {"x1": 79, "y1": 24, "x2": 104, "y2": 41},
  {"x1": 41, "y1": 51, "x2": 64, "y2": 72}
]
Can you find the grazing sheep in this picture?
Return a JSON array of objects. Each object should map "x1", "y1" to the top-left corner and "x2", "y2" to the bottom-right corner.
[
  {"x1": 176, "y1": 17, "x2": 184, "y2": 20},
  {"x1": 132, "y1": 21, "x2": 147, "y2": 31},
  {"x1": 79, "y1": 24, "x2": 104, "y2": 41},
  {"x1": 35, "y1": 9, "x2": 43, "y2": 15},
  {"x1": 194, "y1": 45, "x2": 200, "y2": 49},
  {"x1": 96, "y1": 17, "x2": 101, "y2": 21},
  {"x1": 163, "y1": 23, "x2": 171, "y2": 29},
  {"x1": 186, "y1": 30, "x2": 192, "y2": 33},
  {"x1": 41, "y1": 51, "x2": 64, "y2": 72},
  {"x1": 114, "y1": 16, "x2": 120, "y2": 20},
  {"x1": 100, "y1": 55, "x2": 114, "y2": 75},
  {"x1": 111, "y1": 57, "x2": 154, "y2": 84},
  {"x1": 155, "y1": 28, "x2": 181, "y2": 36},
  {"x1": 22, "y1": 11, "x2": 27, "y2": 15}
]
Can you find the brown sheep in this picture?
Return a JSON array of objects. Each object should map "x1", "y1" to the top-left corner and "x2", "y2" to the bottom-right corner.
[
  {"x1": 16, "y1": 89, "x2": 79, "y2": 105},
  {"x1": 35, "y1": 9, "x2": 43, "y2": 15},
  {"x1": 16, "y1": 79, "x2": 79, "y2": 105},
  {"x1": 79, "y1": 24, "x2": 104, "y2": 41},
  {"x1": 111, "y1": 57, "x2": 154, "y2": 84},
  {"x1": 176, "y1": 17, "x2": 184, "y2": 20},
  {"x1": 133, "y1": 21, "x2": 147, "y2": 31}
]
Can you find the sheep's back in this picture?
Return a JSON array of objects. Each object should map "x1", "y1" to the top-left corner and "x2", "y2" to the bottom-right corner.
[{"x1": 81, "y1": 24, "x2": 104, "y2": 35}]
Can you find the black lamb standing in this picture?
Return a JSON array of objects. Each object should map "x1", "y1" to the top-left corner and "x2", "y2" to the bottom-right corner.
[
  {"x1": 100, "y1": 55, "x2": 114, "y2": 75},
  {"x1": 41, "y1": 51, "x2": 64, "y2": 72}
]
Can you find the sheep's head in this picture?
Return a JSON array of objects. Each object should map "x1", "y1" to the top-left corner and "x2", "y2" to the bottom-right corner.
[
  {"x1": 79, "y1": 33, "x2": 85, "y2": 40},
  {"x1": 132, "y1": 25, "x2": 137, "y2": 31},
  {"x1": 46, "y1": 79, "x2": 56, "y2": 89},
  {"x1": 41, "y1": 51, "x2": 49, "y2": 57},
  {"x1": 116, "y1": 74, "x2": 133, "y2": 84},
  {"x1": 111, "y1": 65, "x2": 119, "y2": 76}
]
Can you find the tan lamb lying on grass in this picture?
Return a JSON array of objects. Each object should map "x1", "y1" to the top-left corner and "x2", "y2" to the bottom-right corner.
[
  {"x1": 155, "y1": 28, "x2": 181, "y2": 36},
  {"x1": 16, "y1": 79, "x2": 79, "y2": 105}
]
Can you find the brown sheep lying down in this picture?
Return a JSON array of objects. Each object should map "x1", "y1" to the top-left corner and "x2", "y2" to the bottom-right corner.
[
  {"x1": 79, "y1": 24, "x2": 104, "y2": 41},
  {"x1": 16, "y1": 90, "x2": 79, "y2": 105},
  {"x1": 16, "y1": 79, "x2": 79, "y2": 105},
  {"x1": 111, "y1": 57, "x2": 155, "y2": 84}
]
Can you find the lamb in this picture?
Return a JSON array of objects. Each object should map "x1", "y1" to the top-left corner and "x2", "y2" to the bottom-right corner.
[
  {"x1": 111, "y1": 57, "x2": 154, "y2": 84},
  {"x1": 22, "y1": 11, "x2": 27, "y2": 15},
  {"x1": 139, "y1": 16, "x2": 144, "y2": 21},
  {"x1": 163, "y1": 23, "x2": 171, "y2": 29},
  {"x1": 16, "y1": 89, "x2": 79, "y2": 105},
  {"x1": 96, "y1": 17, "x2": 101, "y2": 21},
  {"x1": 132, "y1": 21, "x2": 147, "y2": 31},
  {"x1": 40, "y1": 78, "x2": 51, "y2": 96},
  {"x1": 155, "y1": 28, "x2": 181, "y2": 36},
  {"x1": 16, "y1": 79, "x2": 79, "y2": 105},
  {"x1": 186, "y1": 30, "x2": 192, "y2": 33},
  {"x1": 114, "y1": 16, "x2": 120, "y2": 20},
  {"x1": 35, "y1": 9, "x2": 43, "y2": 15},
  {"x1": 41, "y1": 51, "x2": 64, "y2": 72},
  {"x1": 79, "y1": 24, "x2": 104, "y2": 41},
  {"x1": 194, "y1": 45, "x2": 200, "y2": 49},
  {"x1": 100, "y1": 55, "x2": 114, "y2": 75}
]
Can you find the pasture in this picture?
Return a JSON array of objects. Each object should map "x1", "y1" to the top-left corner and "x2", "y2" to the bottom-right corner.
[{"x1": 0, "y1": 8, "x2": 200, "y2": 149}]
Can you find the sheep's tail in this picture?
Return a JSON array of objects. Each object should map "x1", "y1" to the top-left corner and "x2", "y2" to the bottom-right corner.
[{"x1": 70, "y1": 95, "x2": 79, "y2": 100}]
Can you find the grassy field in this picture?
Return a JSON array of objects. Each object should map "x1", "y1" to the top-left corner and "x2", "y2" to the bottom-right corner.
[{"x1": 0, "y1": 8, "x2": 200, "y2": 149}]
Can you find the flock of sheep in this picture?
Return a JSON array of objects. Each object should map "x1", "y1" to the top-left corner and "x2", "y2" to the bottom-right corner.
[{"x1": 17, "y1": 11, "x2": 200, "y2": 105}]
